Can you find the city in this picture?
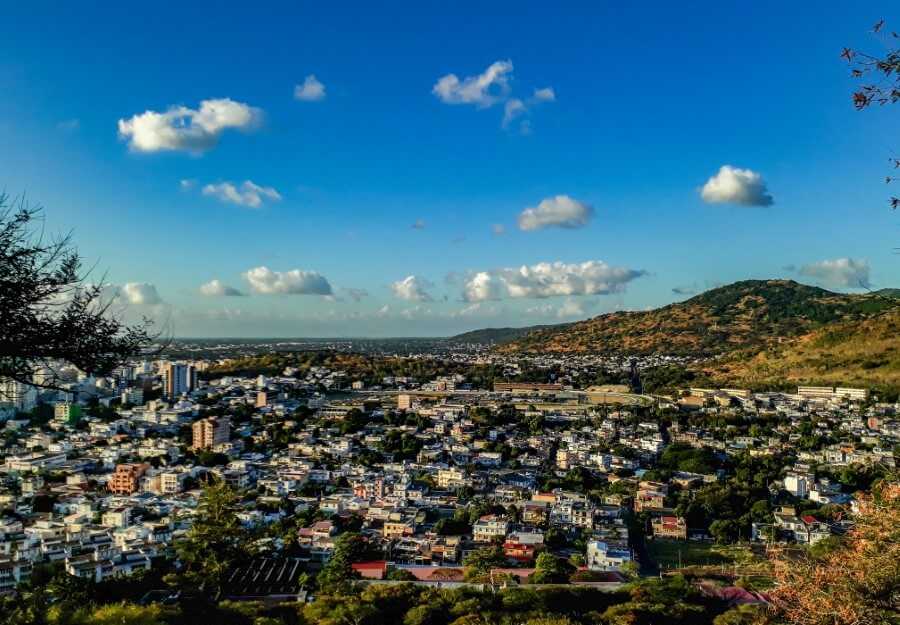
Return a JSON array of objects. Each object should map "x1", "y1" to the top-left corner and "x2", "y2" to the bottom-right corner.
[
  {"x1": 1, "y1": 3, "x2": 899, "y2": 625},
  {"x1": 0, "y1": 341, "x2": 897, "y2": 623}
]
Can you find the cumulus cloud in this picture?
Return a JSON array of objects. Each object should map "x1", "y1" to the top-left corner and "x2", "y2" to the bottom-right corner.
[
  {"x1": 501, "y1": 87, "x2": 556, "y2": 135},
  {"x1": 199, "y1": 279, "x2": 244, "y2": 297},
  {"x1": 117, "y1": 98, "x2": 262, "y2": 154},
  {"x1": 391, "y1": 275, "x2": 434, "y2": 302},
  {"x1": 433, "y1": 60, "x2": 555, "y2": 132},
  {"x1": 501, "y1": 87, "x2": 555, "y2": 132},
  {"x1": 518, "y1": 195, "x2": 594, "y2": 231},
  {"x1": 532, "y1": 87, "x2": 556, "y2": 102},
  {"x1": 114, "y1": 282, "x2": 163, "y2": 305},
  {"x1": 294, "y1": 75, "x2": 326, "y2": 101},
  {"x1": 700, "y1": 165, "x2": 774, "y2": 206},
  {"x1": 433, "y1": 60, "x2": 513, "y2": 107},
  {"x1": 243, "y1": 266, "x2": 333, "y2": 295},
  {"x1": 202, "y1": 180, "x2": 281, "y2": 208},
  {"x1": 798, "y1": 257, "x2": 871, "y2": 288},
  {"x1": 179, "y1": 179, "x2": 196, "y2": 190},
  {"x1": 502, "y1": 98, "x2": 526, "y2": 128},
  {"x1": 462, "y1": 260, "x2": 644, "y2": 302}
]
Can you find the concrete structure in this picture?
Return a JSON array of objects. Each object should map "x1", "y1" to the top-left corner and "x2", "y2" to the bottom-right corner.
[
  {"x1": 192, "y1": 416, "x2": 230, "y2": 450},
  {"x1": 108, "y1": 463, "x2": 150, "y2": 495},
  {"x1": 162, "y1": 363, "x2": 197, "y2": 399},
  {"x1": 651, "y1": 516, "x2": 687, "y2": 539}
]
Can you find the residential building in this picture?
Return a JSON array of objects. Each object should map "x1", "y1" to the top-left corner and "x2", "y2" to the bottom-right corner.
[{"x1": 192, "y1": 416, "x2": 230, "y2": 450}]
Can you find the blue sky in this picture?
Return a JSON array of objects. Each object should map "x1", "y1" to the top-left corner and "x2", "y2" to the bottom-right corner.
[{"x1": 2, "y1": 2, "x2": 898, "y2": 337}]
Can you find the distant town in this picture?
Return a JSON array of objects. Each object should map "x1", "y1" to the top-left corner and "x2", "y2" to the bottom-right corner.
[{"x1": 0, "y1": 342, "x2": 895, "y2": 601}]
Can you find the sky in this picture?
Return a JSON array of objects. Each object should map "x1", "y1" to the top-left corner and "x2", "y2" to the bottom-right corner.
[{"x1": 2, "y1": 2, "x2": 899, "y2": 337}]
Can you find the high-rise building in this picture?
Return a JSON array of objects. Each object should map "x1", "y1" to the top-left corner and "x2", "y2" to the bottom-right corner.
[
  {"x1": 108, "y1": 463, "x2": 149, "y2": 495},
  {"x1": 192, "y1": 416, "x2": 230, "y2": 450},
  {"x1": 162, "y1": 363, "x2": 197, "y2": 399},
  {"x1": 54, "y1": 402, "x2": 82, "y2": 425},
  {"x1": 122, "y1": 387, "x2": 144, "y2": 406},
  {"x1": 0, "y1": 378, "x2": 38, "y2": 413}
]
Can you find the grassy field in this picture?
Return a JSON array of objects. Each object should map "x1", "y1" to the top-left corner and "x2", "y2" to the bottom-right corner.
[
  {"x1": 647, "y1": 540, "x2": 774, "y2": 588},
  {"x1": 647, "y1": 540, "x2": 735, "y2": 570},
  {"x1": 705, "y1": 310, "x2": 900, "y2": 395}
]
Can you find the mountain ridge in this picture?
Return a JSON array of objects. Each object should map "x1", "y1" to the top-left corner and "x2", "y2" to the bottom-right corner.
[{"x1": 495, "y1": 279, "x2": 899, "y2": 356}]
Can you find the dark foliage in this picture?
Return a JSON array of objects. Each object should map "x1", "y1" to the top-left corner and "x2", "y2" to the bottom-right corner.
[{"x1": 0, "y1": 196, "x2": 154, "y2": 392}]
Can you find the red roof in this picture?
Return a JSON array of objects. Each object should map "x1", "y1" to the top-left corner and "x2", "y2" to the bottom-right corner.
[
  {"x1": 801, "y1": 515, "x2": 817, "y2": 525},
  {"x1": 352, "y1": 560, "x2": 386, "y2": 571}
]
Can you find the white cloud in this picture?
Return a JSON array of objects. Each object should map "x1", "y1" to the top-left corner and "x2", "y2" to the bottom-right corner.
[
  {"x1": 501, "y1": 88, "x2": 555, "y2": 132},
  {"x1": 518, "y1": 195, "x2": 594, "y2": 231},
  {"x1": 117, "y1": 98, "x2": 261, "y2": 154},
  {"x1": 432, "y1": 60, "x2": 513, "y2": 107},
  {"x1": 202, "y1": 180, "x2": 281, "y2": 208},
  {"x1": 462, "y1": 260, "x2": 645, "y2": 302},
  {"x1": 491, "y1": 223, "x2": 506, "y2": 236},
  {"x1": 700, "y1": 165, "x2": 774, "y2": 206},
  {"x1": 243, "y1": 266, "x2": 333, "y2": 295},
  {"x1": 411, "y1": 218, "x2": 426, "y2": 230},
  {"x1": 179, "y1": 179, "x2": 196, "y2": 190},
  {"x1": 391, "y1": 275, "x2": 434, "y2": 302},
  {"x1": 294, "y1": 75, "x2": 326, "y2": 101},
  {"x1": 199, "y1": 279, "x2": 244, "y2": 297},
  {"x1": 502, "y1": 98, "x2": 526, "y2": 128},
  {"x1": 798, "y1": 257, "x2": 871, "y2": 288},
  {"x1": 117, "y1": 282, "x2": 163, "y2": 305},
  {"x1": 533, "y1": 87, "x2": 556, "y2": 102}
]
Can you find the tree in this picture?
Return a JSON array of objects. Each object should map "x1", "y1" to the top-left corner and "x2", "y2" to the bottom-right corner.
[
  {"x1": 0, "y1": 197, "x2": 154, "y2": 392},
  {"x1": 769, "y1": 481, "x2": 900, "y2": 625},
  {"x1": 842, "y1": 21, "x2": 900, "y2": 209},
  {"x1": 316, "y1": 532, "x2": 372, "y2": 594},
  {"x1": 712, "y1": 605, "x2": 767, "y2": 625},
  {"x1": 530, "y1": 553, "x2": 573, "y2": 584},
  {"x1": 171, "y1": 479, "x2": 252, "y2": 596},
  {"x1": 463, "y1": 546, "x2": 507, "y2": 580},
  {"x1": 60, "y1": 603, "x2": 165, "y2": 625}
]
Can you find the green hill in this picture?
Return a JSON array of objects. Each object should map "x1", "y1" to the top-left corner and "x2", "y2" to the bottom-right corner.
[
  {"x1": 446, "y1": 325, "x2": 560, "y2": 345},
  {"x1": 499, "y1": 279, "x2": 899, "y2": 357},
  {"x1": 704, "y1": 308, "x2": 900, "y2": 394}
]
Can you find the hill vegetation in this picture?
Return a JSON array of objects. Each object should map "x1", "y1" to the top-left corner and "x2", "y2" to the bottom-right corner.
[
  {"x1": 704, "y1": 308, "x2": 900, "y2": 395},
  {"x1": 499, "y1": 280, "x2": 898, "y2": 358},
  {"x1": 447, "y1": 325, "x2": 560, "y2": 345}
]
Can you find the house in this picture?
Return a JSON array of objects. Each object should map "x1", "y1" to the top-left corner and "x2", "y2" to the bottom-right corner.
[
  {"x1": 352, "y1": 560, "x2": 387, "y2": 579},
  {"x1": 651, "y1": 516, "x2": 687, "y2": 539},
  {"x1": 503, "y1": 531, "x2": 543, "y2": 562},
  {"x1": 586, "y1": 540, "x2": 632, "y2": 571},
  {"x1": 473, "y1": 515, "x2": 509, "y2": 543}
]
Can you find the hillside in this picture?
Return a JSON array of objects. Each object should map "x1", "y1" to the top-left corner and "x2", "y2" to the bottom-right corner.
[
  {"x1": 447, "y1": 324, "x2": 560, "y2": 345},
  {"x1": 704, "y1": 309, "x2": 900, "y2": 393},
  {"x1": 499, "y1": 280, "x2": 898, "y2": 356}
]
